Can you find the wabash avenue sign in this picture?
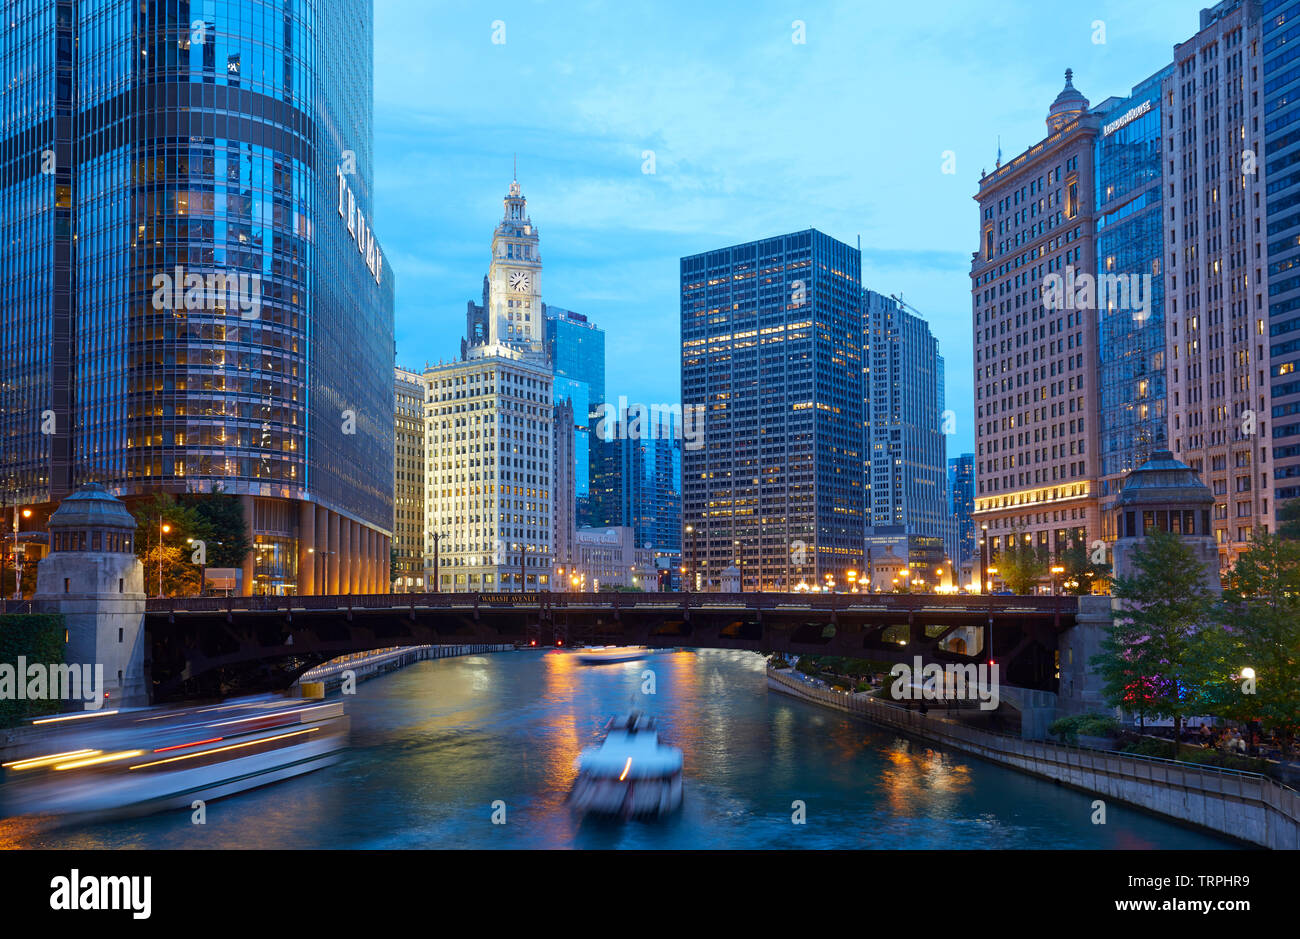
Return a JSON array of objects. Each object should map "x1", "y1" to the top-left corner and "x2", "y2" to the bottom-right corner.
[{"x1": 336, "y1": 166, "x2": 385, "y2": 286}]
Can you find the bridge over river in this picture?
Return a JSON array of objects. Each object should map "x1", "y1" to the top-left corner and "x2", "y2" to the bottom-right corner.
[{"x1": 145, "y1": 591, "x2": 1077, "y2": 701}]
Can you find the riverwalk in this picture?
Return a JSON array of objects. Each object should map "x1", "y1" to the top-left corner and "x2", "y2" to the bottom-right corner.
[{"x1": 767, "y1": 665, "x2": 1300, "y2": 849}]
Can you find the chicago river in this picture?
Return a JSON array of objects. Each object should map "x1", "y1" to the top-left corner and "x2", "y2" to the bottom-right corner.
[{"x1": 0, "y1": 650, "x2": 1232, "y2": 849}]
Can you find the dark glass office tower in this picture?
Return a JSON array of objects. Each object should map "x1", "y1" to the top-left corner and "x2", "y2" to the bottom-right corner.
[
  {"x1": 594, "y1": 406, "x2": 681, "y2": 556},
  {"x1": 0, "y1": 0, "x2": 395, "y2": 595},
  {"x1": 681, "y1": 230, "x2": 863, "y2": 591},
  {"x1": 543, "y1": 306, "x2": 604, "y2": 526},
  {"x1": 1264, "y1": 0, "x2": 1300, "y2": 508},
  {"x1": 1093, "y1": 69, "x2": 1169, "y2": 503},
  {"x1": 947, "y1": 455, "x2": 976, "y2": 568}
]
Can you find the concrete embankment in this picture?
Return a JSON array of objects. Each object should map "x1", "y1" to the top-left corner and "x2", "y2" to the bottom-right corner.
[
  {"x1": 295, "y1": 644, "x2": 515, "y2": 693},
  {"x1": 767, "y1": 666, "x2": 1300, "y2": 849}
]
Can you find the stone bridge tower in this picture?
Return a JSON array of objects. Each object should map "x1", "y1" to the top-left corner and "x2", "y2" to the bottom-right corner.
[{"x1": 33, "y1": 483, "x2": 148, "y2": 707}]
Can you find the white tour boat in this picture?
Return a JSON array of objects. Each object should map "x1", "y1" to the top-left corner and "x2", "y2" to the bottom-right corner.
[
  {"x1": 569, "y1": 712, "x2": 683, "y2": 818},
  {"x1": 573, "y1": 645, "x2": 649, "y2": 665}
]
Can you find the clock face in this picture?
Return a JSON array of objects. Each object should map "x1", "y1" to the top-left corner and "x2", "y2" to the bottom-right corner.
[{"x1": 509, "y1": 271, "x2": 530, "y2": 292}]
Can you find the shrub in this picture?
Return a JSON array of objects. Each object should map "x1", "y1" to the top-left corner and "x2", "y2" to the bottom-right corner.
[{"x1": 0, "y1": 613, "x2": 67, "y2": 728}]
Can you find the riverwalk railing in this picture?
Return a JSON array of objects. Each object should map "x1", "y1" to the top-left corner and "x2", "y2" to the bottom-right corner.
[
  {"x1": 298, "y1": 643, "x2": 514, "y2": 684},
  {"x1": 767, "y1": 666, "x2": 1300, "y2": 849}
]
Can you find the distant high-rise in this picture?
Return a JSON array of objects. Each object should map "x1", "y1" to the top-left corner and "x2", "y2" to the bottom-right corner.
[
  {"x1": 394, "y1": 367, "x2": 426, "y2": 591},
  {"x1": 552, "y1": 396, "x2": 577, "y2": 583},
  {"x1": 681, "y1": 230, "x2": 863, "y2": 590},
  {"x1": 594, "y1": 406, "x2": 681, "y2": 557},
  {"x1": 1262, "y1": 0, "x2": 1300, "y2": 514},
  {"x1": 544, "y1": 306, "x2": 605, "y2": 527},
  {"x1": 862, "y1": 289, "x2": 956, "y2": 561},
  {"x1": 948, "y1": 455, "x2": 976, "y2": 567},
  {"x1": 0, "y1": 0, "x2": 396, "y2": 595}
]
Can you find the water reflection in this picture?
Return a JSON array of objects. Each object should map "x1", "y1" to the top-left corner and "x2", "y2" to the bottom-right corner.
[{"x1": 0, "y1": 648, "x2": 1233, "y2": 850}]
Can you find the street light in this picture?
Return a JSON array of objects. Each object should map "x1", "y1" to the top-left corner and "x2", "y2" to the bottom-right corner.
[
  {"x1": 158, "y1": 521, "x2": 171, "y2": 597},
  {"x1": 980, "y1": 524, "x2": 989, "y2": 596},
  {"x1": 12, "y1": 507, "x2": 31, "y2": 600},
  {"x1": 846, "y1": 569, "x2": 858, "y2": 593},
  {"x1": 685, "y1": 524, "x2": 694, "y2": 592},
  {"x1": 1050, "y1": 564, "x2": 1065, "y2": 596}
]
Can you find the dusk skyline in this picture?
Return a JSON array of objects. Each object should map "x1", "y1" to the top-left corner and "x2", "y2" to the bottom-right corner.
[{"x1": 375, "y1": 0, "x2": 1198, "y2": 455}]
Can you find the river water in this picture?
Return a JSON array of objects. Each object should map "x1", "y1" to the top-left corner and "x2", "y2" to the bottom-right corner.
[{"x1": 1, "y1": 649, "x2": 1233, "y2": 849}]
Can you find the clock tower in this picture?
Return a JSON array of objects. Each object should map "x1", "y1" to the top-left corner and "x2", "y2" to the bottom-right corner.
[{"x1": 487, "y1": 175, "x2": 544, "y2": 358}]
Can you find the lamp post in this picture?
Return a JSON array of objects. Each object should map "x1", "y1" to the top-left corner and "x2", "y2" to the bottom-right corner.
[
  {"x1": 157, "y1": 521, "x2": 171, "y2": 598},
  {"x1": 685, "y1": 524, "x2": 694, "y2": 593},
  {"x1": 430, "y1": 531, "x2": 440, "y2": 593},
  {"x1": 1050, "y1": 564, "x2": 1065, "y2": 596},
  {"x1": 12, "y1": 507, "x2": 31, "y2": 600},
  {"x1": 846, "y1": 569, "x2": 858, "y2": 593},
  {"x1": 979, "y1": 524, "x2": 989, "y2": 596},
  {"x1": 733, "y1": 538, "x2": 742, "y2": 593}
]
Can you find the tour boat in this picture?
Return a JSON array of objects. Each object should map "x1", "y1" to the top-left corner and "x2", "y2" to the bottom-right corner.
[
  {"x1": 0, "y1": 697, "x2": 349, "y2": 822},
  {"x1": 574, "y1": 645, "x2": 649, "y2": 665},
  {"x1": 568, "y1": 712, "x2": 683, "y2": 818}
]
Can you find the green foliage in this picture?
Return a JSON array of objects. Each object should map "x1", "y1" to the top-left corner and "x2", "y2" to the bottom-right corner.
[
  {"x1": 1059, "y1": 540, "x2": 1110, "y2": 595},
  {"x1": 1278, "y1": 497, "x2": 1300, "y2": 541},
  {"x1": 130, "y1": 490, "x2": 251, "y2": 596},
  {"x1": 1091, "y1": 530, "x2": 1217, "y2": 756},
  {"x1": 998, "y1": 527, "x2": 1050, "y2": 594},
  {"x1": 182, "y1": 488, "x2": 251, "y2": 569},
  {"x1": 1119, "y1": 737, "x2": 1267, "y2": 773},
  {"x1": 0, "y1": 614, "x2": 66, "y2": 727},
  {"x1": 132, "y1": 493, "x2": 203, "y2": 597},
  {"x1": 1198, "y1": 532, "x2": 1300, "y2": 757},
  {"x1": 1049, "y1": 712, "x2": 1120, "y2": 744}
]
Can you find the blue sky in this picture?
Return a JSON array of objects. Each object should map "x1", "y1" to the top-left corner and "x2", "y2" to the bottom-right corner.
[{"x1": 374, "y1": 0, "x2": 1200, "y2": 455}]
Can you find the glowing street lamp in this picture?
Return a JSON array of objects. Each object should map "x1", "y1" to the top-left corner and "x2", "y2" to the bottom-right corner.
[
  {"x1": 1050, "y1": 564, "x2": 1065, "y2": 595},
  {"x1": 158, "y1": 521, "x2": 172, "y2": 597}
]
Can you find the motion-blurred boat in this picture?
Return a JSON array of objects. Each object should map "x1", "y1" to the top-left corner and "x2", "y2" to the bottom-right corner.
[
  {"x1": 0, "y1": 697, "x2": 348, "y2": 822},
  {"x1": 574, "y1": 645, "x2": 648, "y2": 665},
  {"x1": 568, "y1": 712, "x2": 683, "y2": 818}
]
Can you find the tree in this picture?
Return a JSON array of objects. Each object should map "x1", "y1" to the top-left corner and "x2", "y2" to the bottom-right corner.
[
  {"x1": 1278, "y1": 497, "x2": 1300, "y2": 541},
  {"x1": 998, "y1": 528, "x2": 1049, "y2": 594},
  {"x1": 183, "y1": 488, "x2": 251, "y2": 569},
  {"x1": 1200, "y1": 533, "x2": 1300, "y2": 758},
  {"x1": 1059, "y1": 540, "x2": 1110, "y2": 595},
  {"x1": 132, "y1": 493, "x2": 204, "y2": 597},
  {"x1": 1090, "y1": 529, "x2": 1217, "y2": 756}
]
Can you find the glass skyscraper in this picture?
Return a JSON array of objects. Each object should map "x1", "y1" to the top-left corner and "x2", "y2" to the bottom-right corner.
[
  {"x1": 681, "y1": 229, "x2": 863, "y2": 591},
  {"x1": 543, "y1": 305, "x2": 604, "y2": 526},
  {"x1": 1263, "y1": 0, "x2": 1300, "y2": 507},
  {"x1": 594, "y1": 406, "x2": 681, "y2": 556},
  {"x1": 0, "y1": 0, "x2": 395, "y2": 594},
  {"x1": 1093, "y1": 68, "x2": 1170, "y2": 503},
  {"x1": 947, "y1": 454, "x2": 976, "y2": 568}
]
